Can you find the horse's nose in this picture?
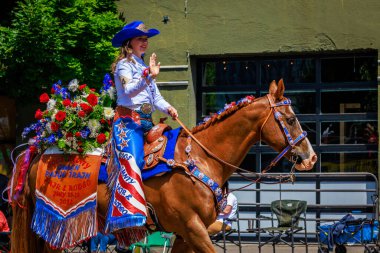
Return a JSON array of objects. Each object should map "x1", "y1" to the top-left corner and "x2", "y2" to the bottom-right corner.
[{"x1": 311, "y1": 154, "x2": 318, "y2": 164}]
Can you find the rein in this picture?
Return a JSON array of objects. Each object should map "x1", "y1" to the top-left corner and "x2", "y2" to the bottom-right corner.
[{"x1": 175, "y1": 94, "x2": 307, "y2": 184}]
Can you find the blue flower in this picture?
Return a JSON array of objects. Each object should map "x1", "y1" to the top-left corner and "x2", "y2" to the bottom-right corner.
[
  {"x1": 101, "y1": 73, "x2": 113, "y2": 92},
  {"x1": 80, "y1": 127, "x2": 91, "y2": 139},
  {"x1": 22, "y1": 127, "x2": 31, "y2": 138},
  {"x1": 60, "y1": 87, "x2": 70, "y2": 99},
  {"x1": 46, "y1": 135, "x2": 56, "y2": 144},
  {"x1": 57, "y1": 131, "x2": 63, "y2": 138}
]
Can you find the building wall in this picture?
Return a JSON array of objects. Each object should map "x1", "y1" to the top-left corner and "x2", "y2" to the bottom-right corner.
[{"x1": 118, "y1": 0, "x2": 380, "y2": 127}]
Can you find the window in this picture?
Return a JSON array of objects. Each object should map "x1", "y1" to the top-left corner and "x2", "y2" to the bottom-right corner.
[{"x1": 196, "y1": 51, "x2": 378, "y2": 175}]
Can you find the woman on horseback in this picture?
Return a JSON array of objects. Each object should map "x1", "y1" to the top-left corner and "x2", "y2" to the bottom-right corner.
[
  {"x1": 104, "y1": 20, "x2": 178, "y2": 234},
  {"x1": 111, "y1": 20, "x2": 178, "y2": 130}
]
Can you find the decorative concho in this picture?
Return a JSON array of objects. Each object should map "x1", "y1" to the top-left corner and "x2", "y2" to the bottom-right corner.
[
  {"x1": 140, "y1": 103, "x2": 152, "y2": 114},
  {"x1": 136, "y1": 23, "x2": 148, "y2": 32},
  {"x1": 198, "y1": 172, "x2": 204, "y2": 179},
  {"x1": 152, "y1": 143, "x2": 163, "y2": 152},
  {"x1": 166, "y1": 159, "x2": 175, "y2": 167},
  {"x1": 146, "y1": 154, "x2": 154, "y2": 165},
  {"x1": 219, "y1": 199, "x2": 227, "y2": 211},
  {"x1": 207, "y1": 179, "x2": 214, "y2": 187},
  {"x1": 214, "y1": 188, "x2": 222, "y2": 196},
  {"x1": 185, "y1": 145, "x2": 192, "y2": 154},
  {"x1": 158, "y1": 137, "x2": 164, "y2": 142}
]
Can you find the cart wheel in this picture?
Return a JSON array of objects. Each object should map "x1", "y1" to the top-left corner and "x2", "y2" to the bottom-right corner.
[
  {"x1": 364, "y1": 246, "x2": 378, "y2": 253},
  {"x1": 319, "y1": 246, "x2": 329, "y2": 253},
  {"x1": 335, "y1": 244, "x2": 347, "y2": 253}
]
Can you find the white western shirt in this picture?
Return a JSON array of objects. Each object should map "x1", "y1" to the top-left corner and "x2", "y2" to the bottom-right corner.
[{"x1": 114, "y1": 54, "x2": 171, "y2": 114}]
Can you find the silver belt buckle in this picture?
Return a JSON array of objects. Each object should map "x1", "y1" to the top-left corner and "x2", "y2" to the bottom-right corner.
[{"x1": 140, "y1": 103, "x2": 152, "y2": 114}]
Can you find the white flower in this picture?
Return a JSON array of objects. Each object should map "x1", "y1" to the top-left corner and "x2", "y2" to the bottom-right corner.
[
  {"x1": 68, "y1": 79, "x2": 79, "y2": 92},
  {"x1": 51, "y1": 109, "x2": 58, "y2": 121},
  {"x1": 28, "y1": 138, "x2": 36, "y2": 146},
  {"x1": 47, "y1": 99, "x2": 56, "y2": 111},
  {"x1": 88, "y1": 119, "x2": 101, "y2": 136},
  {"x1": 103, "y1": 107, "x2": 115, "y2": 120},
  {"x1": 46, "y1": 122, "x2": 52, "y2": 133},
  {"x1": 107, "y1": 87, "x2": 116, "y2": 100},
  {"x1": 72, "y1": 139, "x2": 78, "y2": 149}
]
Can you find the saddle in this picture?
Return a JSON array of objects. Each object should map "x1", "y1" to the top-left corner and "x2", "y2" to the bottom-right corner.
[{"x1": 143, "y1": 123, "x2": 172, "y2": 170}]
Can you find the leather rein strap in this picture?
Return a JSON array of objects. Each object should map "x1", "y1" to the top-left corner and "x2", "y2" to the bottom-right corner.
[
  {"x1": 175, "y1": 118, "x2": 250, "y2": 173},
  {"x1": 175, "y1": 94, "x2": 307, "y2": 176}
]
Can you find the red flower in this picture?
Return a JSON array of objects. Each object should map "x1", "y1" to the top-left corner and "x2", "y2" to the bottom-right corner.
[
  {"x1": 35, "y1": 109, "x2": 43, "y2": 120},
  {"x1": 75, "y1": 132, "x2": 81, "y2": 138},
  {"x1": 77, "y1": 141, "x2": 83, "y2": 146},
  {"x1": 100, "y1": 119, "x2": 106, "y2": 124},
  {"x1": 90, "y1": 88, "x2": 96, "y2": 92},
  {"x1": 55, "y1": 111, "x2": 66, "y2": 122},
  {"x1": 87, "y1": 94, "x2": 98, "y2": 106},
  {"x1": 71, "y1": 102, "x2": 78, "y2": 108},
  {"x1": 96, "y1": 133, "x2": 107, "y2": 144},
  {"x1": 66, "y1": 132, "x2": 73, "y2": 138},
  {"x1": 39, "y1": 93, "x2": 50, "y2": 103},
  {"x1": 79, "y1": 84, "x2": 87, "y2": 90},
  {"x1": 62, "y1": 99, "x2": 71, "y2": 107},
  {"x1": 77, "y1": 147, "x2": 84, "y2": 153},
  {"x1": 29, "y1": 145, "x2": 37, "y2": 153},
  {"x1": 78, "y1": 110, "x2": 86, "y2": 118},
  {"x1": 50, "y1": 122, "x2": 59, "y2": 132},
  {"x1": 51, "y1": 88, "x2": 56, "y2": 94},
  {"x1": 80, "y1": 103, "x2": 93, "y2": 114}
]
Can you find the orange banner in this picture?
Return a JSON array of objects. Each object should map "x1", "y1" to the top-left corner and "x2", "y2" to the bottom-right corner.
[{"x1": 36, "y1": 153, "x2": 101, "y2": 214}]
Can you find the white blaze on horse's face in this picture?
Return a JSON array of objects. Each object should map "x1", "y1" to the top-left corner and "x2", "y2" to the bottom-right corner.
[{"x1": 282, "y1": 103, "x2": 317, "y2": 171}]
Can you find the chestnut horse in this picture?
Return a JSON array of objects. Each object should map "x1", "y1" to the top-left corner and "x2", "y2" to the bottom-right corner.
[{"x1": 11, "y1": 79, "x2": 317, "y2": 253}]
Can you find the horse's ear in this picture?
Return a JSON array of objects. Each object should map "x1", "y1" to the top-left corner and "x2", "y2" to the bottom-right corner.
[
  {"x1": 275, "y1": 79, "x2": 285, "y2": 100},
  {"x1": 269, "y1": 80, "x2": 277, "y2": 96}
]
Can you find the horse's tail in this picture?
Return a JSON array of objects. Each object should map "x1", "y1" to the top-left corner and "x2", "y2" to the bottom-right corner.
[{"x1": 10, "y1": 152, "x2": 49, "y2": 253}]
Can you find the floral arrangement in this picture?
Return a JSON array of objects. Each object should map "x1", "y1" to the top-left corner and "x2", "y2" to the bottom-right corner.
[{"x1": 23, "y1": 74, "x2": 116, "y2": 154}]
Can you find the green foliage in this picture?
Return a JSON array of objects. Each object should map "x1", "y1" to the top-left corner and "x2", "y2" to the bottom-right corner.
[{"x1": 0, "y1": 0, "x2": 123, "y2": 103}]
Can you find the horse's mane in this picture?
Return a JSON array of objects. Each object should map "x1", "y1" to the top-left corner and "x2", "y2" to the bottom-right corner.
[{"x1": 191, "y1": 95, "x2": 255, "y2": 134}]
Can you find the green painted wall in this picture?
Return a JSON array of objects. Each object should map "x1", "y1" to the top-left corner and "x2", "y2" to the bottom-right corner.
[{"x1": 117, "y1": 0, "x2": 380, "y2": 128}]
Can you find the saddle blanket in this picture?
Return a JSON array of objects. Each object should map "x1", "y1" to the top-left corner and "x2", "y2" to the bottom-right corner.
[
  {"x1": 32, "y1": 147, "x2": 101, "y2": 249},
  {"x1": 141, "y1": 127, "x2": 182, "y2": 181}
]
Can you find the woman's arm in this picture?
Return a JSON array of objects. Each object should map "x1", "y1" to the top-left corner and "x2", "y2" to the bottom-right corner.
[
  {"x1": 118, "y1": 62, "x2": 148, "y2": 97},
  {"x1": 219, "y1": 205, "x2": 233, "y2": 216}
]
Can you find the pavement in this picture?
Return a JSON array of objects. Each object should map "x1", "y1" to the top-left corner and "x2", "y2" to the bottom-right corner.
[
  {"x1": 119, "y1": 243, "x2": 375, "y2": 253},
  {"x1": 213, "y1": 243, "x2": 373, "y2": 253},
  {"x1": 70, "y1": 242, "x2": 376, "y2": 252}
]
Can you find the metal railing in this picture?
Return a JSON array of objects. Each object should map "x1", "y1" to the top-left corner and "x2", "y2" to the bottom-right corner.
[{"x1": 228, "y1": 172, "x2": 379, "y2": 242}]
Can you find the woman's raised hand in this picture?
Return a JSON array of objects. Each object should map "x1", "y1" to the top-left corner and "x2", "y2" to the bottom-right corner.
[{"x1": 149, "y1": 53, "x2": 160, "y2": 78}]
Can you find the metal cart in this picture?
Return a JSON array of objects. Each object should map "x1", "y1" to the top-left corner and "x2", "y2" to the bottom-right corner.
[{"x1": 317, "y1": 218, "x2": 379, "y2": 253}]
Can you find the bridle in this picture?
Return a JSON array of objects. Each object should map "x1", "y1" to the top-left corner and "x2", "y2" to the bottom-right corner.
[
  {"x1": 259, "y1": 94, "x2": 308, "y2": 175},
  {"x1": 175, "y1": 94, "x2": 308, "y2": 184}
]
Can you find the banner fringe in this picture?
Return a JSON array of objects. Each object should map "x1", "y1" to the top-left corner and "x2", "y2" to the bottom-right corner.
[{"x1": 31, "y1": 199, "x2": 97, "y2": 249}]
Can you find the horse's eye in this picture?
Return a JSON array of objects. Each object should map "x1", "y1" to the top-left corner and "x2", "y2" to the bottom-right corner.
[{"x1": 287, "y1": 117, "x2": 296, "y2": 125}]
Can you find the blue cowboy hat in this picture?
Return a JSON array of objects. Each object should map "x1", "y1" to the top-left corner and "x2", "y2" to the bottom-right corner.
[{"x1": 112, "y1": 20, "x2": 160, "y2": 47}]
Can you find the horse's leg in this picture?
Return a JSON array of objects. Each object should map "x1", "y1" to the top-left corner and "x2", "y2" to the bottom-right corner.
[
  {"x1": 173, "y1": 215, "x2": 216, "y2": 253},
  {"x1": 11, "y1": 156, "x2": 63, "y2": 253},
  {"x1": 44, "y1": 246, "x2": 62, "y2": 253},
  {"x1": 171, "y1": 236, "x2": 193, "y2": 253}
]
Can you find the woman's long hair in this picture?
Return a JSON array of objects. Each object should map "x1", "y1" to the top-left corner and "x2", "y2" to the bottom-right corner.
[{"x1": 111, "y1": 40, "x2": 135, "y2": 73}]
